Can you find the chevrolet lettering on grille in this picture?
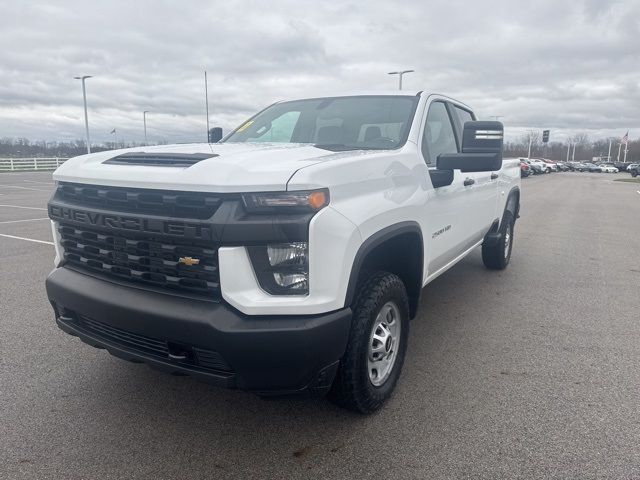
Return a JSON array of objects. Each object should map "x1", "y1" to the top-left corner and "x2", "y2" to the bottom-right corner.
[{"x1": 48, "y1": 204, "x2": 213, "y2": 240}]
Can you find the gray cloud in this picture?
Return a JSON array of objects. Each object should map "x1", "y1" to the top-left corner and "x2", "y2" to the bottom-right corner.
[{"x1": 0, "y1": 0, "x2": 638, "y2": 144}]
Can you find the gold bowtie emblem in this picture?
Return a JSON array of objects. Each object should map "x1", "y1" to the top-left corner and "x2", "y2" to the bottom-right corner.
[{"x1": 178, "y1": 256, "x2": 200, "y2": 266}]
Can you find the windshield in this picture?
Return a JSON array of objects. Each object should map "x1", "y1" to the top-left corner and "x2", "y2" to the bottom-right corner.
[{"x1": 223, "y1": 95, "x2": 419, "y2": 150}]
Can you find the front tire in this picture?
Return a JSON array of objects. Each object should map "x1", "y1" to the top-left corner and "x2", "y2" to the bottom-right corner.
[
  {"x1": 482, "y1": 211, "x2": 515, "y2": 270},
  {"x1": 329, "y1": 272, "x2": 409, "y2": 413}
]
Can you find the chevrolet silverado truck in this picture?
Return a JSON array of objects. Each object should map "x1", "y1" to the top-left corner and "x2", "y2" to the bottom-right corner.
[{"x1": 46, "y1": 92, "x2": 520, "y2": 413}]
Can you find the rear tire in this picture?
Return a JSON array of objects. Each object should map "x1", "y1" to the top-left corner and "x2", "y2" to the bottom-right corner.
[
  {"x1": 329, "y1": 271, "x2": 409, "y2": 413},
  {"x1": 482, "y1": 211, "x2": 514, "y2": 270}
]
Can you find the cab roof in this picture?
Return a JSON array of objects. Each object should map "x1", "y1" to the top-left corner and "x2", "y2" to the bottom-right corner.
[{"x1": 274, "y1": 90, "x2": 473, "y2": 111}]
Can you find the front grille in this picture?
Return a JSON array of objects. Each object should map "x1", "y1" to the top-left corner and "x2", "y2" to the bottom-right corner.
[
  {"x1": 57, "y1": 182, "x2": 222, "y2": 219},
  {"x1": 72, "y1": 314, "x2": 233, "y2": 373},
  {"x1": 51, "y1": 183, "x2": 225, "y2": 298},
  {"x1": 58, "y1": 223, "x2": 220, "y2": 297}
]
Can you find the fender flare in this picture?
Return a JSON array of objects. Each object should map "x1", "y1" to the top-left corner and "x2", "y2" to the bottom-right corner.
[
  {"x1": 344, "y1": 221, "x2": 424, "y2": 315},
  {"x1": 484, "y1": 186, "x2": 521, "y2": 247},
  {"x1": 504, "y1": 186, "x2": 520, "y2": 223}
]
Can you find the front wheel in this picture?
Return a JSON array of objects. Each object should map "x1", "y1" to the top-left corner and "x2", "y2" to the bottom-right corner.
[
  {"x1": 329, "y1": 272, "x2": 409, "y2": 413},
  {"x1": 482, "y1": 211, "x2": 514, "y2": 270}
]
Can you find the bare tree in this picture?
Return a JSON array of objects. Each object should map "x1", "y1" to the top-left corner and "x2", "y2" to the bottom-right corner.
[
  {"x1": 521, "y1": 130, "x2": 541, "y2": 147},
  {"x1": 570, "y1": 133, "x2": 591, "y2": 161},
  {"x1": 518, "y1": 130, "x2": 542, "y2": 158},
  {"x1": 572, "y1": 132, "x2": 590, "y2": 146}
]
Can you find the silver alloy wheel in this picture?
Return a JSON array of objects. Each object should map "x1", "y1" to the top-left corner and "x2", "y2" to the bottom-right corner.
[
  {"x1": 367, "y1": 301, "x2": 401, "y2": 387},
  {"x1": 504, "y1": 223, "x2": 512, "y2": 259}
]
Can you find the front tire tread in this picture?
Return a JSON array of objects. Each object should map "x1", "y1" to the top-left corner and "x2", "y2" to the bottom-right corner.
[{"x1": 329, "y1": 271, "x2": 409, "y2": 414}]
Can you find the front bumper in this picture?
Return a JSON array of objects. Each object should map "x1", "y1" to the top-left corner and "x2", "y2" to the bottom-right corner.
[{"x1": 46, "y1": 267, "x2": 352, "y2": 395}]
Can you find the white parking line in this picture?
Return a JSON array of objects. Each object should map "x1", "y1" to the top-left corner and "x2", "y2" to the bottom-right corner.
[
  {"x1": 0, "y1": 233, "x2": 53, "y2": 245},
  {"x1": 0, "y1": 217, "x2": 49, "y2": 225},
  {"x1": 0, "y1": 204, "x2": 47, "y2": 211},
  {"x1": 23, "y1": 180, "x2": 55, "y2": 186},
  {"x1": 0, "y1": 185, "x2": 51, "y2": 192}
]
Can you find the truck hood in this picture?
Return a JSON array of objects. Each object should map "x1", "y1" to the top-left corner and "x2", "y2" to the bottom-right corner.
[{"x1": 53, "y1": 142, "x2": 378, "y2": 192}]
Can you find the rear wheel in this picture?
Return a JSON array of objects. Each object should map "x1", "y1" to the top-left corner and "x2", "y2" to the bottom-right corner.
[
  {"x1": 482, "y1": 211, "x2": 514, "y2": 270},
  {"x1": 329, "y1": 271, "x2": 409, "y2": 413}
]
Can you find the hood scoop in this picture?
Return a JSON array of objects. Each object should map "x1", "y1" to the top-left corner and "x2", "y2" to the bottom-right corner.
[{"x1": 103, "y1": 152, "x2": 218, "y2": 167}]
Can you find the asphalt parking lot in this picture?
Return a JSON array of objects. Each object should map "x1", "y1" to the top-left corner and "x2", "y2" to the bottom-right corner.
[{"x1": 1, "y1": 171, "x2": 639, "y2": 479}]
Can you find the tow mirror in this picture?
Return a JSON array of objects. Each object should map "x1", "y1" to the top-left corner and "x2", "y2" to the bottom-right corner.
[
  {"x1": 437, "y1": 121, "x2": 503, "y2": 172},
  {"x1": 208, "y1": 127, "x2": 223, "y2": 143}
]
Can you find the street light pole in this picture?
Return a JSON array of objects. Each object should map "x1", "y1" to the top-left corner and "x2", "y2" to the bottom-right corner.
[
  {"x1": 74, "y1": 75, "x2": 93, "y2": 154},
  {"x1": 617, "y1": 142, "x2": 622, "y2": 162},
  {"x1": 607, "y1": 139, "x2": 612, "y2": 162},
  {"x1": 204, "y1": 70, "x2": 210, "y2": 142},
  {"x1": 566, "y1": 142, "x2": 571, "y2": 162},
  {"x1": 623, "y1": 142, "x2": 629, "y2": 162},
  {"x1": 388, "y1": 70, "x2": 414, "y2": 90},
  {"x1": 143, "y1": 111, "x2": 149, "y2": 146}
]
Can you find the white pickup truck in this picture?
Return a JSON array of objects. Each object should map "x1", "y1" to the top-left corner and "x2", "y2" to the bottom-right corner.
[{"x1": 46, "y1": 91, "x2": 520, "y2": 413}]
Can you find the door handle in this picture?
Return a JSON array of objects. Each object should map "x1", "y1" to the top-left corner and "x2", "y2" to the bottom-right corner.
[
  {"x1": 463, "y1": 178, "x2": 475, "y2": 186},
  {"x1": 490, "y1": 173, "x2": 499, "y2": 180}
]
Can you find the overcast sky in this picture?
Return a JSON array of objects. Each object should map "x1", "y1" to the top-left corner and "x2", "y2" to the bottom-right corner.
[{"x1": 1, "y1": 0, "x2": 638, "y2": 145}]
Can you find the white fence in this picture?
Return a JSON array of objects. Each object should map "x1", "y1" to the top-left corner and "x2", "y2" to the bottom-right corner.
[{"x1": 0, "y1": 157, "x2": 69, "y2": 172}]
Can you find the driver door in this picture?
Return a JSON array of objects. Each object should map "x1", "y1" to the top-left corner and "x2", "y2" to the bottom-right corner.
[{"x1": 420, "y1": 100, "x2": 475, "y2": 277}]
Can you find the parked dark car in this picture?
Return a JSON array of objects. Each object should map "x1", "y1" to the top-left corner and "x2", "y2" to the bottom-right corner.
[
  {"x1": 573, "y1": 163, "x2": 589, "y2": 172},
  {"x1": 628, "y1": 164, "x2": 640, "y2": 177},
  {"x1": 520, "y1": 161, "x2": 531, "y2": 177},
  {"x1": 555, "y1": 162, "x2": 570, "y2": 172},
  {"x1": 614, "y1": 162, "x2": 632, "y2": 171},
  {"x1": 522, "y1": 159, "x2": 544, "y2": 175},
  {"x1": 584, "y1": 163, "x2": 602, "y2": 172}
]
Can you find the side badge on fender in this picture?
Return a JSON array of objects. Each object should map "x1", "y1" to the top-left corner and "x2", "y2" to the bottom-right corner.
[{"x1": 432, "y1": 225, "x2": 451, "y2": 239}]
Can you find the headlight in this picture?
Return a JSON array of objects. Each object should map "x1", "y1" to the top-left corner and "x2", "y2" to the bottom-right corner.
[
  {"x1": 247, "y1": 242, "x2": 309, "y2": 295},
  {"x1": 242, "y1": 189, "x2": 329, "y2": 213}
]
